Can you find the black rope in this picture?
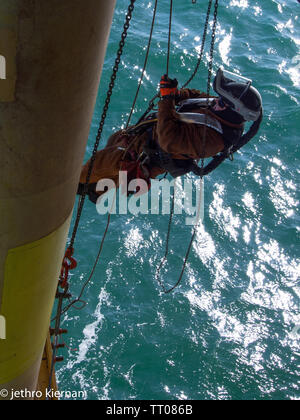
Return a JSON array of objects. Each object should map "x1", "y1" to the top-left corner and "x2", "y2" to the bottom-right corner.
[
  {"x1": 126, "y1": 0, "x2": 158, "y2": 128},
  {"x1": 156, "y1": 0, "x2": 219, "y2": 294},
  {"x1": 47, "y1": 289, "x2": 67, "y2": 397},
  {"x1": 155, "y1": 187, "x2": 175, "y2": 293},
  {"x1": 137, "y1": 0, "x2": 175, "y2": 125},
  {"x1": 182, "y1": 0, "x2": 213, "y2": 88},
  {"x1": 166, "y1": 0, "x2": 173, "y2": 77},
  {"x1": 137, "y1": 0, "x2": 213, "y2": 124}
]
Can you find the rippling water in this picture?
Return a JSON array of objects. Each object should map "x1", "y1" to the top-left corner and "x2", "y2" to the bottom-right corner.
[{"x1": 56, "y1": 0, "x2": 300, "y2": 400}]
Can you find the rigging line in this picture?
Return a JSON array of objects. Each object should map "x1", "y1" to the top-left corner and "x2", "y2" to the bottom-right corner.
[
  {"x1": 59, "y1": 197, "x2": 116, "y2": 317},
  {"x1": 126, "y1": 0, "x2": 158, "y2": 129},
  {"x1": 138, "y1": 0, "x2": 212, "y2": 124},
  {"x1": 201, "y1": 0, "x2": 219, "y2": 172},
  {"x1": 69, "y1": 0, "x2": 136, "y2": 249},
  {"x1": 182, "y1": 0, "x2": 213, "y2": 88},
  {"x1": 61, "y1": 2, "x2": 160, "y2": 311},
  {"x1": 137, "y1": 0, "x2": 174, "y2": 124},
  {"x1": 57, "y1": 133, "x2": 142, "y2": 318},
  {"x1": 163, "y1": 178, "x2": 204, "y2": 294},
  {"x1": 155, "y1": 180, "x2": 176, "y2": 293},
  {"x1": 47, "y1": 290, "x2": 65, "y2": 397},
  {"x1": 156, "y1": 0, "x2": 219, "y2": 294},
  {"x1": 55, "y1": 132, "x2": 141, "y2": 320},
  {"x1": 166, "y1": 0, "x2": 173, "y2": 77}
]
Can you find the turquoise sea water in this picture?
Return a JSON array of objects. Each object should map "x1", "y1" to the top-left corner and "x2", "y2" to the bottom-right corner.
[{"x1": 56, "y1": 0, "x2": 300, "y2": 400}]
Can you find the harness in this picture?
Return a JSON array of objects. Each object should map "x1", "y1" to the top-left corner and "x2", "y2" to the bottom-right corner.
[
  {"x1": 140, "y1": 127, "x2": 201, "y2": 179},
  {"x1": 130, "y1": 98, "x2": 246, "y2": 178}
]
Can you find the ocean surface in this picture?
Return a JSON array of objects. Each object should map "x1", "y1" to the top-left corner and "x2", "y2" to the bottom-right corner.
[{"x1": 55, "y1": 0, "x2": 300, "y2": 400}]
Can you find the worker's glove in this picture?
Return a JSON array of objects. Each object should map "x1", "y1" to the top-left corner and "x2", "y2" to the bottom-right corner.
[{"x1": 160, "y1": 75, "x2": 178, "y2": 98}]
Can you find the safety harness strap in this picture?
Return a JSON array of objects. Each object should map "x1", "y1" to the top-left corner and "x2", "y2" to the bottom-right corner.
[{"x1": 200, "y1": 108, "x2": 263, "y2": 176}]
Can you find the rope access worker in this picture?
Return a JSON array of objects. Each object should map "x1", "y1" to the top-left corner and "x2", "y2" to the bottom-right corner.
[{"x1": 78, "y1": 68, "x2": 263, "y2": 203}]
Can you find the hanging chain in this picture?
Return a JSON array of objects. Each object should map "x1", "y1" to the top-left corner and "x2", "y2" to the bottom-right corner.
[
  {"x1": 200, "y1": 0, "x2": 219, "y2": 172},
  {"x1": 182, "y1": 0, "x2": 213, "y2": 88},
  {"x1": 166, "y1": 0, "x2": 173, "y2": 77},
  {"x1": 156, "y1": 0, "x2": 219, "y2": 294},
  {"x1": 155, "y1": 184, "x2": 176, "y2": 293},
  {"x1": 207, "y1": 0, "x2": 219, "y2": 98},
  {"x1": 139, "y1": 0, "x2": 213, "y2": 123},
  {"x1": 126, "y1": 0, "x2": 158, "y2": 128},
  {"x1": 70, "y1": 0, "x2": 136, "y2": 249},
  {"x1": 47, "y1": 289, "x2": 67, "y2": 397},
  {"x1": 48, "y1": 0, "x2": 137, "y2": 390}
]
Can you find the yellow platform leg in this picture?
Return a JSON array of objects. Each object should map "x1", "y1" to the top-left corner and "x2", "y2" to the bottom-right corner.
[{"x1": 0, "y1": 0, "x2": 116, "y2": 399}]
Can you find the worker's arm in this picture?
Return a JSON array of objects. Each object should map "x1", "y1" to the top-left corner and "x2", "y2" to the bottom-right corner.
[
  {"x1": 157, "y1": 76, "x2": 223, "y2": 158},
  {"x1": 176, "y1": 88, "x2": 209, "y2": 103},
  {"x1": 157, "y1": 97, "x2": 224, "y2": 159},
  {"x1": 157, "y1": 97, "x2": 203, "y2": 158}
]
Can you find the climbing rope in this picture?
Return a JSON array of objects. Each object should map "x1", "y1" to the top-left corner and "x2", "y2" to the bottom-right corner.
[
  {"x1": 182, "y1": 0, "x2": 213, "y2": 88},
  {"x1": 52, "y1": 0, "x2": 160, "y2": 323},
  {"x1": 201, "y1": 0, "x2": 219, "y2": 172},
  {"x1": 51, "y1": 0, "x2": 219, "y2": 341},
  {"x1": 155, "y1": 0, "x2": 219, "y2": 294},
  {"x1": 126, "y1": 0, "x2": 158, "y2": 128},
  {"x1": 166, "y1": 0, "x2": 173, "y2": 77},
  {"x1": 136, "y1": 0, "x2": 214, "y2": 126}
]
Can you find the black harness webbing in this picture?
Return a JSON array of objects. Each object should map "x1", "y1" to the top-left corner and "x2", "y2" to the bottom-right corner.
[
  {"x1": 198, "y1": 108, "x2": 264, "y2": 176},
  {"x1": 142, "y1": 127, "x2": 202, "y2": 178},
  {"x1": 125, "y1": 106, "x2": 263, "y2": 178}
]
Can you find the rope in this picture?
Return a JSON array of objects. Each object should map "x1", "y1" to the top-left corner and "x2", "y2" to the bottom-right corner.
[
  {"x1": 70, "y1": 0, "x2": 136, "y2": 249},
  {"x1": 166, "y1": 0, "x2": 173, "y2": 77},
  {"x1": 200, "y1": 0, "x2": 219, "y2": 172},
  {"x1": 155, "y1": 0, "x2": 219, "y2": 294},
  {"x1": 182, "y1": 0, "x2": 213, "y2": 89},
  {"x1": 155, "y1": 181, "x2": 176, "y2": 293},
  {"x1": 59, "y1": 200, "x2": 116, "y2": 317},
  {"x1": 57, "y1": 0, "x2": 157, "y2": 318},
  {"x1": 126, "y1": 0, "x2": 158, "y2": 128},
  {"x1": 138, "y1": 0, "x2": 213, "y2": 123}
]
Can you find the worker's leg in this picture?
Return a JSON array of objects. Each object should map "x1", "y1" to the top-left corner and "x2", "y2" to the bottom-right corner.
[{"x1": 80, "y1": 145, "x2": 124, "y2": 185}]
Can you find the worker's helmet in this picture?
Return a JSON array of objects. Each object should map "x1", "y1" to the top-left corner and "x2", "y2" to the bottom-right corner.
[{"x1": 213, "y1": 68, "x2": 262, "y2": 121}]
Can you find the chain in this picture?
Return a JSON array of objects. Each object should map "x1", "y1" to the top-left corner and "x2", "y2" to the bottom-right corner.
[
  {"x1": 70, "y1": 0, "x2": 136, "y2": 249},
  {"x1": 47, "y1": 286, "x2": 70, "y2": 397},
  {"x1": 166, "y1": 0, "x2": 173, "y2": 77},
  {"x1": 207, "y1": 0, "x2": 218, "y2": 97},
  {"x1": 200, "y1": 0, "x2": 219, "y2": 172},
  {"x1": 156, "y1": 0, "x2": 219, "y2": 294},
  {"x1": 126, "y1": 0, "x2": 158, "y2": 129},
  {"x1": 48, "y1": 0, "x2": 137, "y2": 392},
  {"x1": 139, "y1": 0, "x2": 213, "y2": 123},
  {"x1": 182, "y1": 0, "x2": 213, "y2": 88}
]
